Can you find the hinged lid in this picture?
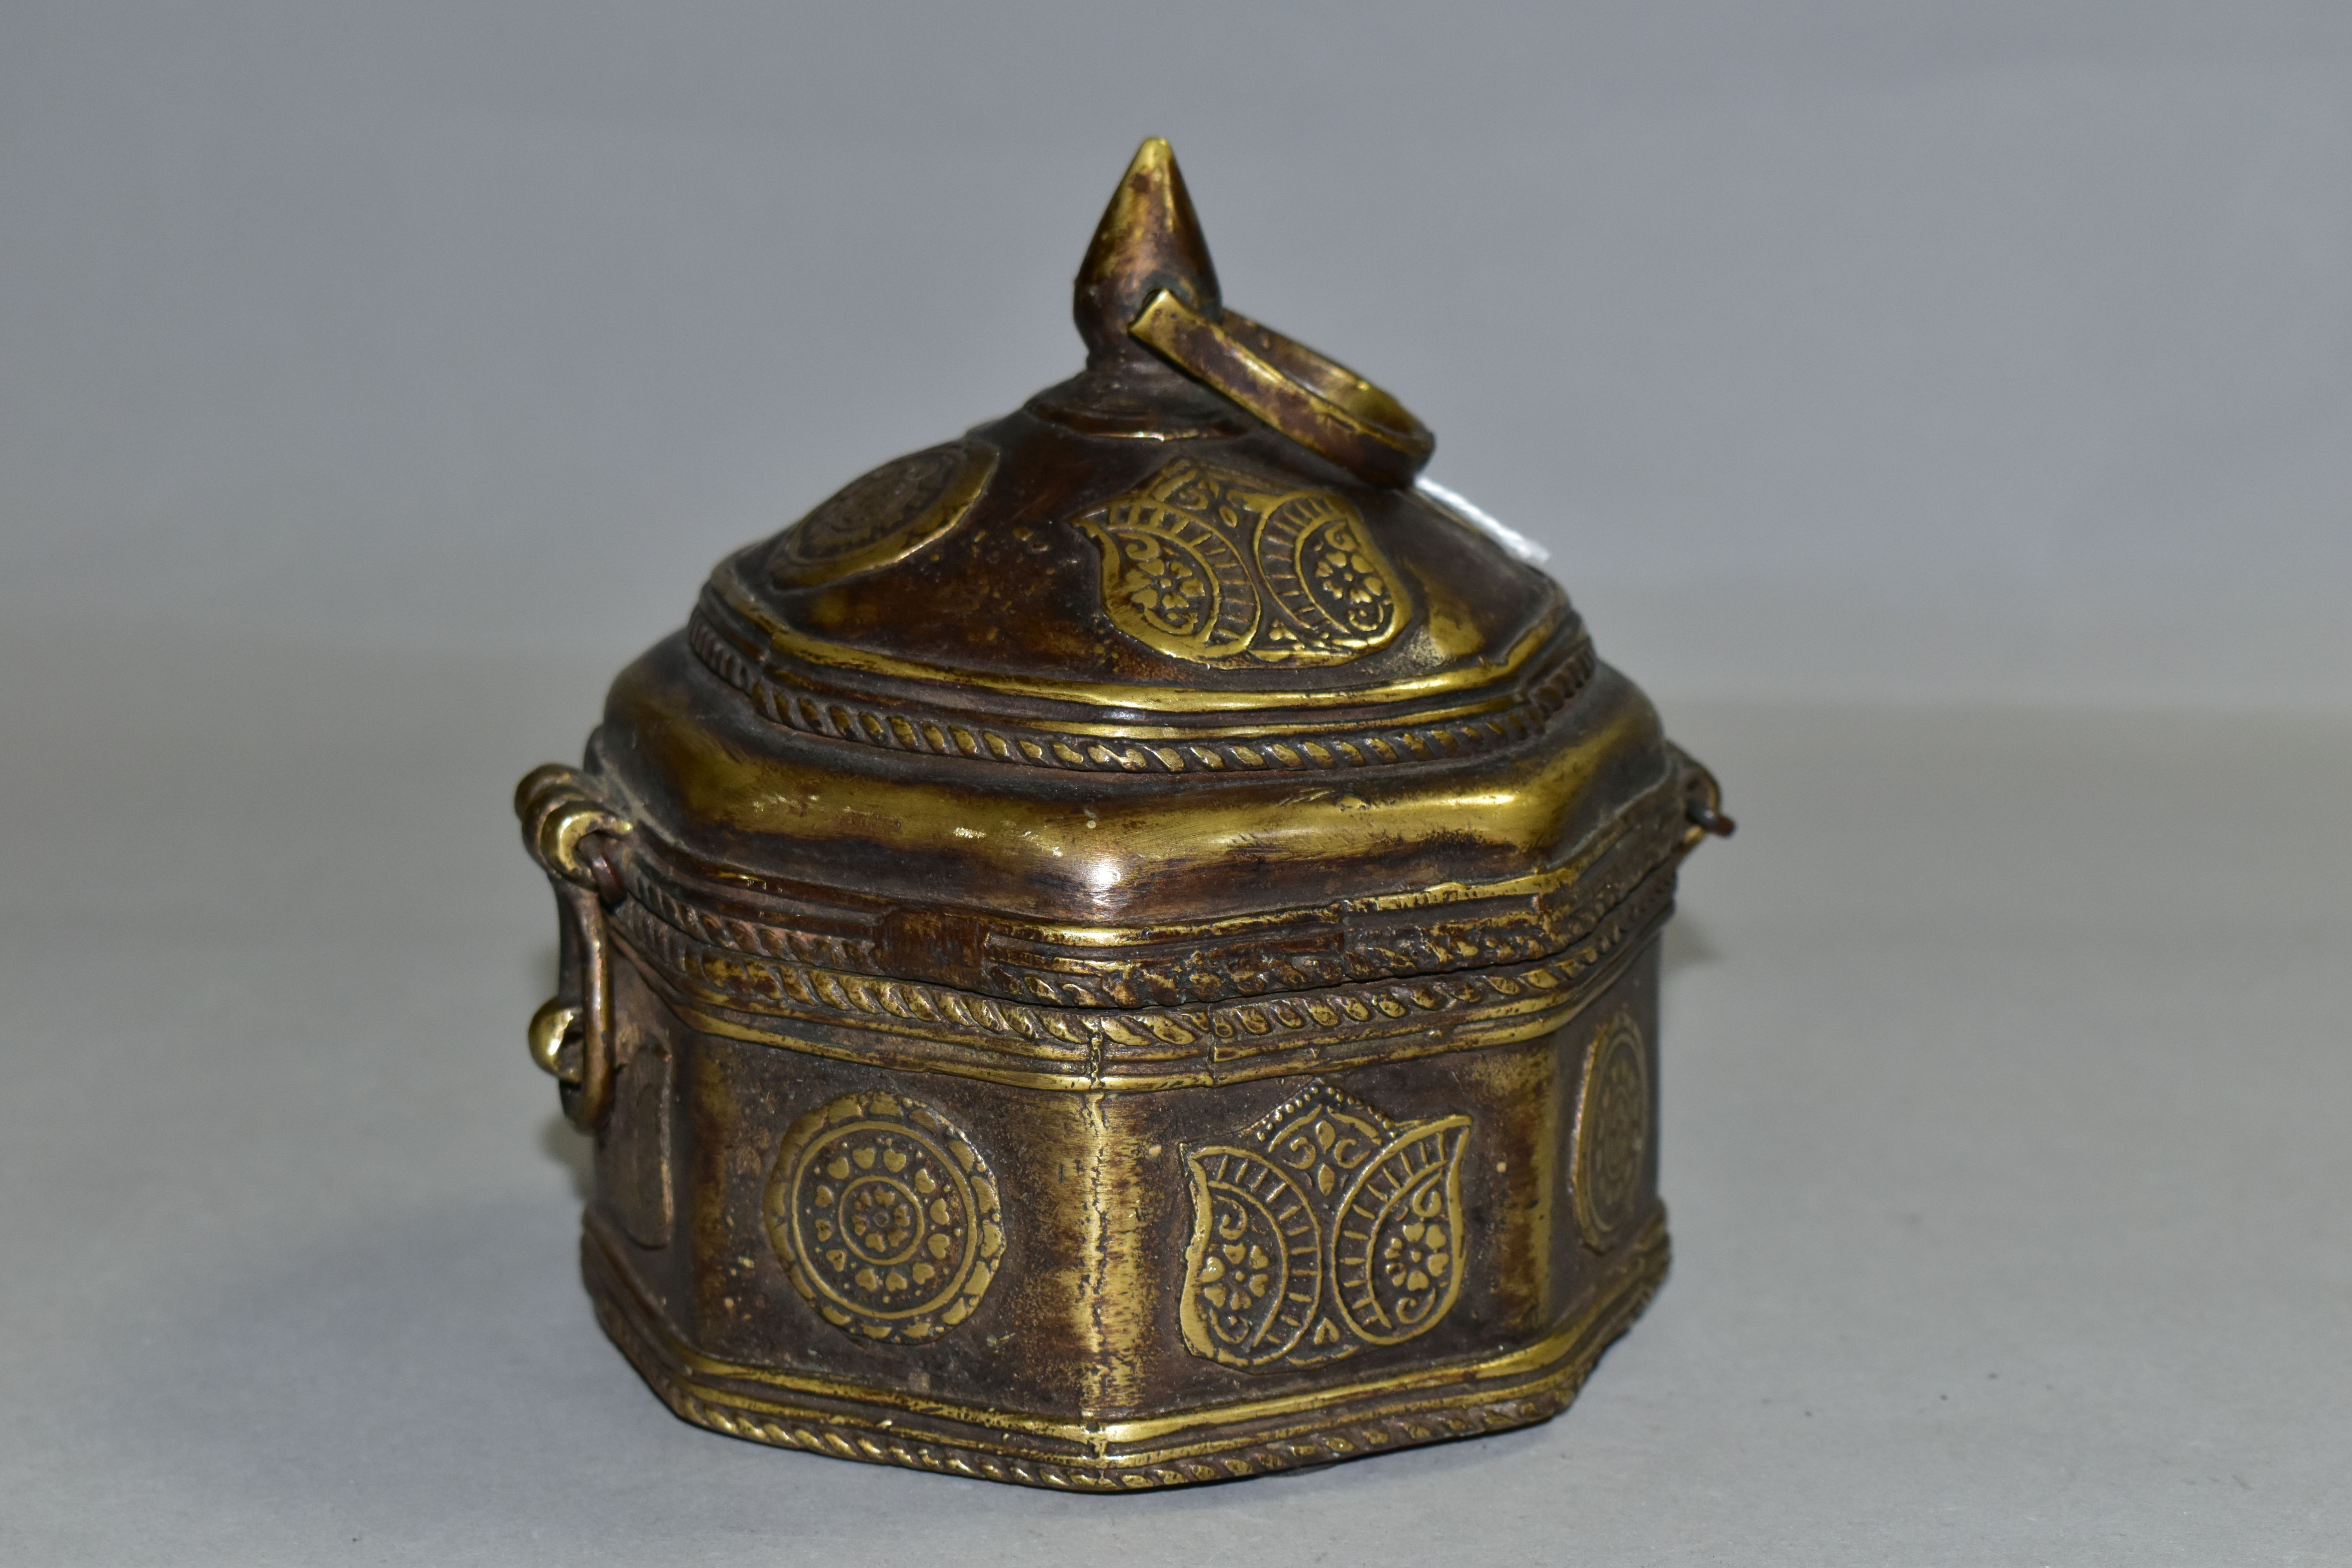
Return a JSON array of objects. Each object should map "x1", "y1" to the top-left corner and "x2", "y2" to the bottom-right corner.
[
  {"x1": 692, "y1": 137, "x2": 1573, "y2": 737},
  {"x1": 570, "y1": 140, "x2": 1723, "y2": 1065}
]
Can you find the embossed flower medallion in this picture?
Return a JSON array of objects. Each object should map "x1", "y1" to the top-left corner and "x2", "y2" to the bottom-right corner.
[
  {"x1": 764, "y1": 1091, "x2": 1004, "y2": 1342},
  {"x1": 1073, "y1": 457, "x2": 1407, "y2": 666},
  {"x1": 769, "y1": 438, "x2": 998, "y2": 588},
  {"x1": 1180, "y1": 1082, "x2": 1470, "y2": 1371},
  {"x1": 1572, "y1": 1009, "x2": 1650, "y2": 1252}
]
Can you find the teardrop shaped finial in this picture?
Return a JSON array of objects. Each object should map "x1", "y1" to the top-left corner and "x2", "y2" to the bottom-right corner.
[{"x1": 1073, "y1": 138, "x2": 1221, "y2": 363}]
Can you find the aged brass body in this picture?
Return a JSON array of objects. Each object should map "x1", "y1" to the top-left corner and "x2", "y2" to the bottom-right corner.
[{"x1": 517, "y1": 140, "x2": 1727, "y2": 1490}]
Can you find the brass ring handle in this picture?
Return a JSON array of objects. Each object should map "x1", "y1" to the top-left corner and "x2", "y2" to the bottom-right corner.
[
  {"x1": 1128, "y1": 289, "x2": 1435, "y2": 488},
  {"x1": 515, "y1": 764, "x2": 634, "y2": 1129}
]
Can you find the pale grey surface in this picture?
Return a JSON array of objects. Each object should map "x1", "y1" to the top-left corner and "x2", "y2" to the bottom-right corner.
[
  {"x1": 2, "y1": 633, "x2": 2347, "y2": 1565},
  {"x1": 2, "y1": 1, "x2": 2349, "y2": 710}
]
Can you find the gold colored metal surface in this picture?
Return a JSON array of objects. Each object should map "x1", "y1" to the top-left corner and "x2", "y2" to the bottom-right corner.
[
  {"x1": 512, "y1": 136, "x2": 1724, "y2": 1488},
  {"x1": 526, "y1": 998, "x2": 580, "y2": 1081},
  {"x1": 1074, "y1": 457, "x2": 1406, "y2": 666},
  {"x1": 675, "y1": 140, "x2": 1554, "y2": 724},
  {"x1": 583, "y1": 1206, "x2": 1669, "y2": 1489},
  {"x1": 1180, "y1": 1082, "x2": 1470, "y2": 1369},
  {"x1": 516, "y1": 762, "x2": 634, "y2": 887},
  {"x1": 603, "y1": 650, "x2": 1691, "y2": 932},
  {"x1": 516, "y1": 765, "x2": 632, "y2": 1127},
  {"x1": 1071, "y1": 136, "x2": 1221, "y2": 367},
  {"x1": 1572, "y1": 1008, "x2": 1651, "y2": 1252},
  {"x1": 608, "y1": 725, "x2": 1698, "y2": 1000},
  {"x1": 763, "y1": 1091, "x2": 1005, "y2": 1342},
  {"x1": 649, "y1": 905, "x2": 1659, "y2": 1093},
  {"x1": 1076, "y1": 137, "x2": 1432, "y2": 488},
  {"x1": 699, "y1": 563, "x2": 1571, "y2": 715},
  {"x1": 769, "y1": 439, "x2": 999, "y2": 589},
  {"x1": 1127, "y1": 292, "x2": 1435, "y2": 489}
]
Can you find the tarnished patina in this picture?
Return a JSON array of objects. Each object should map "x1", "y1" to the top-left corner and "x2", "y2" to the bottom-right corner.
[{"x1": 516, "y1": 138, "x2": 1728, "y2": 1489}]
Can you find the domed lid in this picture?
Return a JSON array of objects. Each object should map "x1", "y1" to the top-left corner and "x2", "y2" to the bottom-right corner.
[
  {"x1": 563, "y1": 141, "x2": 1726, "y2": 1062},
  {"x1": 688, "y1": 139, "x2": 1586, "y2": 766}
]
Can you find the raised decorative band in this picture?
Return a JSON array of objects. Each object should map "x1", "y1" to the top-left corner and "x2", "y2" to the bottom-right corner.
[
  {"x1": 607, "y1": 860, "x2": 1677, "y2": 1089},
  {"x1": 689, "y1": 598, "x2": 1596, "y2": 777},
  {"x1": 619, "y1": 768, "x2": 1695, "y2": 1012}
]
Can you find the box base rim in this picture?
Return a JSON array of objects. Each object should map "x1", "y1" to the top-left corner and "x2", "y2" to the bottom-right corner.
[{"x1": 580, "y1": 1214, "x2": 1669, "y2": 1491}]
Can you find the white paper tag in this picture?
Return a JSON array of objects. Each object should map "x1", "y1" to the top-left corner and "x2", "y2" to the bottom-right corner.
[{"x1": 1412, "y1": 476, "x2": 1552, "y2": 567}]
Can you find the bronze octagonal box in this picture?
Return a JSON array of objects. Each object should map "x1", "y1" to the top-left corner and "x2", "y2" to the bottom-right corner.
[{"x1": 515, "y1": 140, "x2": 1727, "y2": 1490}]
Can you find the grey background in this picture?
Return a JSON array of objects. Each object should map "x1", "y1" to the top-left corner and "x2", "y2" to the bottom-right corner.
[
  {"x1": 2, "y1": 4, "x2": 2347, "y2": 1564},
  {"x1": 5, "y1": 0, "x2": 2348, "y2": 709}
]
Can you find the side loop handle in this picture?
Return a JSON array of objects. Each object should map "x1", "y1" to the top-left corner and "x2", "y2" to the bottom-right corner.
[
  {"x1": 515, "y1": 764, "x2": 635, "y2": 1129},
  {"x1": 1127, "y1": 289, "x2": 1435, "y2": 488},
  {"x1": 1671, "y1": 749, "x2": 1736, "y2": 846}
]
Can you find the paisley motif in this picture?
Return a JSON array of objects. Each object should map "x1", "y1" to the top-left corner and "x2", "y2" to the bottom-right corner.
[
  {"x1": 1177, "y1": 1148, "x2": 1322, "y2": 1368},
  {"x1": 1330, "y1": 1114, "x2": 1470, "y2": 1345},
  {"x1": 1255, "y1": 489, "x2": 1403, "y2": 651},
  {"x1": 1072, "y1": 501, "x2": 1258, "y2": 661},
  {"x1": 1180, "y1": 1082, "x2": 1470, "y2": 1371},
  {"x1": 1074, "y1": 458, "x2": 1406, "y2": 667}
]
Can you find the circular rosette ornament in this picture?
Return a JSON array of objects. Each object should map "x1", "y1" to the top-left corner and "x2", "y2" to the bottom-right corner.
[
  {"x1": 768, "y1": 439, "x2": 997, "y2": 588},
  {"x1": 1572, "y1": 1010, "x2": 1651, "y2": 1252},
  {"x1": 764, "y1": 1092, "x2": 1004, "y2": 1343}
]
